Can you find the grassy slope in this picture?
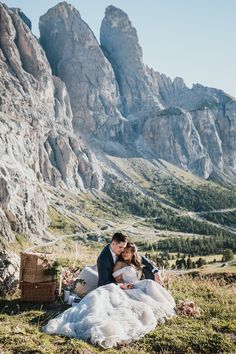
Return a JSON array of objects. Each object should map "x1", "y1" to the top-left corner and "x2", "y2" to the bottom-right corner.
[
  {"x1": 43, "y1": 156, "x2": 236, "y2": 251},
  {"x1": 0, "y1": 276, "x2": 235, "y2": 354},
  {"x1": 2, "y1": 158, "x2": 236, "y2": 353}
]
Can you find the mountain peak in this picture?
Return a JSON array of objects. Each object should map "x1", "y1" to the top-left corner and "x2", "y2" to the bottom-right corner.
[
  {"x1": 104, "y1": 5, "x2": 130, "y2": 25},
  {"x1": 103, "y1": 5, "x2": 136, "y2": 36},
  {"x1": 40, "y1": 1, "x2": 81, "y2": 20},
  {"x1": 10, "y1": 7, "x2": 32, "y2": 30},
  {"x1": 39, "y1": 0, "x2": 123, "y2": 139},
  {"x1": 173, "y1": 77, "x2": 186, "y2": 90}
]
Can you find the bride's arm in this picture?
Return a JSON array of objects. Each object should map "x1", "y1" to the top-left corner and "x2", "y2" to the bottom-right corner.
[
  {"x1": 113, "y1": 261, "x2": 126, "y2": 283},
  {"x1": 113, "y1": 262, "x2": 134, "y2": 289}
]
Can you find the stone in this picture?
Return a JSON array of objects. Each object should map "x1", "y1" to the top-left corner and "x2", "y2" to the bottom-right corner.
[
  {"x1": 10, "y1": 8, "x2": 32, "y2": 30},
  {"x1": 0, "y1": 2, "x2": 103, "y2": 247},
  {"x1": 100, "y1": 5, "x2": 162, "y2": 117},
  {"x1": 0, "y1": 250, "x2": 20, "y2": 296},
  {"x1": 39, "y1": 2, "x2": 124, "y2": 140},
  {"x1": 139, "y1": 107, "x2": 213, "y2": 178}
]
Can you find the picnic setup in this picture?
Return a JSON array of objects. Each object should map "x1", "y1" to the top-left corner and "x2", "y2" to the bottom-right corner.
[{"x1": 19, "y1": 251, "x2": 91, "y2": 305}]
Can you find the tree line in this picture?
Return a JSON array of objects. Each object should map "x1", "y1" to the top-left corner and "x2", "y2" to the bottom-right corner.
[
  {"x1": 144, "y1": 249, "x2": 234, "y2": 270},
  {"x1": 154, "y1": 235, "x2": 236, "y2": 255}
]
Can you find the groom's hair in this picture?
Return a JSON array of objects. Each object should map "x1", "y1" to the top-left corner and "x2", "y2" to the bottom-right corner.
[{"x1": 112, "y1": 232, "x2": 128, "y2": 243}]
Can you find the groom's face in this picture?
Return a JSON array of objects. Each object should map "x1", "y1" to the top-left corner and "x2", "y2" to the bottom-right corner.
[{"x1": 111, "y1": 241, "x2": 127, "y2": 255}]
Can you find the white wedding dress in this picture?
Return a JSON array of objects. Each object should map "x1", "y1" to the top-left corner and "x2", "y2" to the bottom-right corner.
[{"x1": 44, "y1": 265, "x2": 175, "y2": 348}]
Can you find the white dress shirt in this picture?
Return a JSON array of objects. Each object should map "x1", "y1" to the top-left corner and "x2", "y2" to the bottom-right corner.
[{"x1": 109, "y1": 246, "x2": 118, "y2": 264}]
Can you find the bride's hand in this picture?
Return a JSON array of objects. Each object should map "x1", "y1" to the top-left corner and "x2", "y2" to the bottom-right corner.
[
  {"x1": 127, "y1": 283, "x2": 134, "y2": 289},
  {"x1": 119, "y1": 283, "x2": 128, "y2": 289},
  {"x1": 120, "y1": 283, "x2": 134, "y2": 289}
]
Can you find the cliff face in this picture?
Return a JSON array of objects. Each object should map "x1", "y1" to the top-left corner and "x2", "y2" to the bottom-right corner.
[
  {"x1": 0, "y1": 2, "x2": 102, "y2": 247},
  {"x1": 151, "y1": 73, "x2": 236, "y2": 173},
  {"x1": 0, "y1": 2, "x2": 52, "y2": 244},
  {"x1": 138, "y1": 108, "x2": 212, "y2": 179},
  {"x1": 100, "y1": 5, "x2": 236, "y2": 178},
  {"x1": 39, "y1": 2, "x2": 124, "y2": 140},
  {"x1": 100, "y1": 5, "x2": 162, "y2": 117}
]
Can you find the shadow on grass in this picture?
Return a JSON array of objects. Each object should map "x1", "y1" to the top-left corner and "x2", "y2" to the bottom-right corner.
[{"x1": 0, "y1": 296, "x2": 70, "y2": 327}]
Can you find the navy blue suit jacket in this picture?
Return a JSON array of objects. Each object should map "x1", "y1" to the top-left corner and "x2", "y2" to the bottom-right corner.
[{"x1": 97, "y1": 244, "x2": 116, "y2": 287}]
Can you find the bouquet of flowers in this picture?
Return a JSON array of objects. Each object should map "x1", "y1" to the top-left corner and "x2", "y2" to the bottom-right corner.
[
  {"x1": 176, "y1": 300, "x2": 200, "y2": 317},
  {"x1": 61, "y1": 268, "x2": 75, "y2": 289},
  {"x1": 59, "y1": 267, "x2": 86, "y2": 294}
]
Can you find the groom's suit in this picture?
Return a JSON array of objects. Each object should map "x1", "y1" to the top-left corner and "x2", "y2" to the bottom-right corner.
[
  {"x1": 97, "y1": 244, "x2": 116, "y2": 287},
  {"x1": 97, "y1": 244, "x2": 159, "y2": 287}
]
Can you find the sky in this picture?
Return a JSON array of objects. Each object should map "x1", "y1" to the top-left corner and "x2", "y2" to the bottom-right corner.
[{"x1": 2, "y1": 0, "x2": 236, "y2": 98}]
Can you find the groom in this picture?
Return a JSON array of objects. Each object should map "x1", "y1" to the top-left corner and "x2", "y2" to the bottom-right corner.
[{"x1": 97, "y1": 232, "x2": 161, "y2": 287}]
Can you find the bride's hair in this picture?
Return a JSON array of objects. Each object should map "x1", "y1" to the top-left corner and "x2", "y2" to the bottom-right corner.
[{"x1": 125, "y1": 242, "x2": 142, "y2": 269}]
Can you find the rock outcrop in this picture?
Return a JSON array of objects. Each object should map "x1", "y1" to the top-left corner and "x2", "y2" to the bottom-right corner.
[
  {"x1": 0, "y1": 2, "x2": 103, "y2": 246},
  {"x1": 10, "y1": 8, "x2": 32, "y2": 30},
  {"x1": 100, "y1": 5, "x2": 236, "y2": 177},
  {"x1": 39, "y1": 2, "x2": 124, "y2": 140},
  {"x1": 0, "y1": 3, "x2": 53, "y2": 242},
  {"x1": 100, "y1": 5, "x2": 162, "y2": 117},
  {"x1": 0, "y1": 250, "x2": 20, "y2": 296},
  {"x1": 138, "y1": 108, "x2": 212, "y2": 178},
  {"x1": 155, "y1": 74, "x2": 236, "y2": 173}
]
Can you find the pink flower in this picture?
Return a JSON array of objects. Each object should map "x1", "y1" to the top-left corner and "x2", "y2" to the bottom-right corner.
[
  {"x1": 60, "y1": 267, "x2": 81, "y2": 288},
  {"x1": 176, "y1": 300, "x2": 200, "y2": 317}
]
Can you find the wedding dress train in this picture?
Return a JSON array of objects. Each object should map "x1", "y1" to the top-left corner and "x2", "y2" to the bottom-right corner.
[{"x1": 44, "y1": 265, "x2": 175, "y2": 348}]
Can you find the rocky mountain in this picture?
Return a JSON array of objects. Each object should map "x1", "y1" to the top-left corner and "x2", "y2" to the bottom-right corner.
[
  {"x1": 100, "y1": 5, "x2": 163, "y2": 117},
  {"x1": 39, "y1": 2, "x2": 124, "y2": 140},
  {"x1": 100, "y1": 5, "x2": 236, "y2": 179},
  {"x1": 154, "y1": 75, "x2": 236, "y2": 175},
  {"x1": 0, "y1": 2, "x2": 102, "y2": 247},
  {"x1": 0, "y1": 1, "x2": 236, "y2": 294}
]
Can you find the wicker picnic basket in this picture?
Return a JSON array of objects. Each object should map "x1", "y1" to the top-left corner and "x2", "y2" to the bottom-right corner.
[
  {"x1": 21, "y1": 281, "x2": 57, "y2": 302},
  {"x1": 19, "y1": 252, "x2": 56, "y2": 285}
]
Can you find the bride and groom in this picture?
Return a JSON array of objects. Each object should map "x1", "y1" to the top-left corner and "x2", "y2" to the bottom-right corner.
[
  {"x1": 44, "y1": 232, "x2": 176, "y2": 348},
  {"x1": 97, "y1": 232, "x2": 162, "y2": 287}
]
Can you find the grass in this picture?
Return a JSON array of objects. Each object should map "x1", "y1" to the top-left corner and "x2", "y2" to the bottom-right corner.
[
  {"x1": 200, "y1": 263, "x2": 236, "y2": 274},
  {"x1": 0, "y1": 275, "x2": 235, "y2": 354},
  {"x1": 5, "y1": 175, "x2": 236, "y2": 353},
  {"x1": 7, "y1": 233, "x2": 33, "y2": 253},
  {"x1": 47, "y1": 206, "x2": 79, "y2": 235},
  {"x1": 189, "y1": 254, "x2": 223, "y2": 263},
  {"x1": 36, "y1": 239, "x2": 103, "y2": 270}
]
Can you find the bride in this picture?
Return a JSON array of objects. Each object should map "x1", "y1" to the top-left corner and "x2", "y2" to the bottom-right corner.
[
  {"x1": 43, "y1": 243, "x2": 176, "y2": 348},
  {"x1": 113, "y1": 242, "x2": 176, "y2": 317}
]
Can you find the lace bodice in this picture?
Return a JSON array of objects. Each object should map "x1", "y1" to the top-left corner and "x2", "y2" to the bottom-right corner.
[{"x1": 112, "y1": 265, "x2": 142, "y2": 283}]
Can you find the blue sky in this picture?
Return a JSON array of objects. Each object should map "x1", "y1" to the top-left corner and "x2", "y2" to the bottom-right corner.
[{"x1": 2, "y1": 0, "x2": 236, "y2": 97}]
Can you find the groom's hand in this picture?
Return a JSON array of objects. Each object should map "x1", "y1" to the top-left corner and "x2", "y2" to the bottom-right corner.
[{"x1": 154, "y1": 272, "x2": 162, "y2": 284}]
